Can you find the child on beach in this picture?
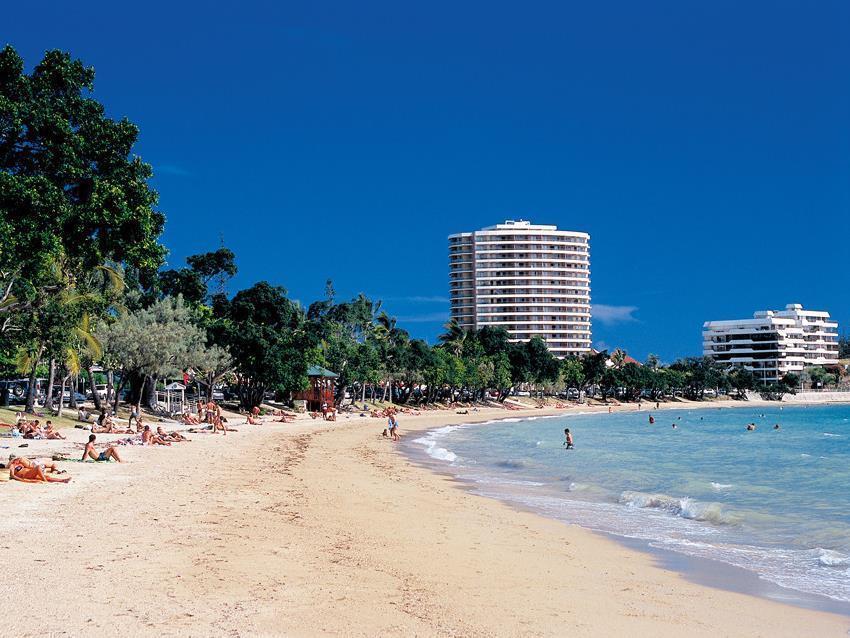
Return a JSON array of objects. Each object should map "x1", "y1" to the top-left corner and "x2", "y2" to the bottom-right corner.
[{"x1": 563, "y1": 428, "x2": 574, "y2": 450}]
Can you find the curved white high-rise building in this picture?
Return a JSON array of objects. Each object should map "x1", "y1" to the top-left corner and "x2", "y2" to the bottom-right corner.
[{"x1": 448, "y1": 220, "x2": 591, "y2": 357}]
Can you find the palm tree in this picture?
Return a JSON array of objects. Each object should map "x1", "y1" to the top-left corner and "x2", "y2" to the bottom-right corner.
[
  {"x1": 56, "y1": 314, "x2": 103, "y2": 418},
  {"x1": 439, "y1": 318, "x2": 467, "y2": 357},
  {"x1": 610, "y1": 348, "x2": 628, "y2": 369}
]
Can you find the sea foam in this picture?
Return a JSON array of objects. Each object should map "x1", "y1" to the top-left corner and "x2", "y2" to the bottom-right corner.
[{"x1": 619, "y1": 491, "x2": 740, "y2": 525}]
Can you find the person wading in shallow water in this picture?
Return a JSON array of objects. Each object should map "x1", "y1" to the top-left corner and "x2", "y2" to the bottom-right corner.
[{"x1": 563, "y1": 428, "x2": 574, "y2": 450}]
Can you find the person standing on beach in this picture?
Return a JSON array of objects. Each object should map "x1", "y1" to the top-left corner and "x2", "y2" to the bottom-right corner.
[
  {"x1": 563, "y1": 428, "x2": 574, "y2": 450},
  {"x1": 388, "y1": 414, "x2": 399, "y2": 441}
]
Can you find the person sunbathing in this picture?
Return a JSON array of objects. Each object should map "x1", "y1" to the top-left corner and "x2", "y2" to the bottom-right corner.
[
  {"x1": 141, "y1": 425, "x2": 171, "y2": 446},
  {"x1": 43, "y1": 421, "x2": 65, "y2": 440},
  {"x1": 274, "y1": 413, "x2": 294, "y2": 422},
  {"x1": 181, "y1": 411, "x2": 199, "y2": 425},
  {"x1": 82, "y1": 434, "x2": 123, "y2": 462},
  {"x1": 8, "y1": 456, "x2": 70, "y2": 483},
  {"x1": 22, "y1": 420, "x2": 44, "y2": 439},
  {"x1": 156, "y1": 426, "x2": 189, "y2": 442},
  {"x1": 91, "y1": 419, "x2": 133, "y2": 434},
  {"x1": 246, "y1": 414, "x2": 260, "y2": 424}
]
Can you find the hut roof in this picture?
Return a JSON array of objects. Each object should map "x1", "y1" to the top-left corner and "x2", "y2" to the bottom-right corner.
[{"x1": 307, "y1": 365, "x2": 339, "y2": 378}]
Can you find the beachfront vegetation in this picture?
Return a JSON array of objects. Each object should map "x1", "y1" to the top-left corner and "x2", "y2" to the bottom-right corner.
[
  {"x1": 0, "y1": 46, "x2": 841, "y2": 414},
  {"x1": 840, "y1": 333, "x2": 850, "y2": 359}
]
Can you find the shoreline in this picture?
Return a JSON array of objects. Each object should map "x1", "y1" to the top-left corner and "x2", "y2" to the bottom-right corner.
[
  {"x1": 402, "y1": 420, "x2": 850, "y2": 618},
  {"x1": 2, "y1": 399, "x2": 848, "y2": 635}
]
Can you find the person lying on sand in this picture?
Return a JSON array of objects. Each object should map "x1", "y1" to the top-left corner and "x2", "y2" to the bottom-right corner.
[
  {"x1": 156, "y1": 426, "x2": 190, "y2": 442},
  {"x1": 181, "y1": 411, "x2": 199, "y2": 425},
  {"x1": 141, "y1": 425, "x2": 171, "y2": 446},
  {"x1": 8, "y1": 456, "x2": 70, "y2": 483},
  {"x1": 274, "y1": 413, "x2": 294, "y2": 422},
  {"x1": 82, "y1": 434, "x2": 123, "y2": 463},
  {"x1": 91, "y1": 420, "x2": 134, "y2": 434}
]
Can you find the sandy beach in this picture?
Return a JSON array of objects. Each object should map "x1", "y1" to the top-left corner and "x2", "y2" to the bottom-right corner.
[{"x1": 2, "y1": 400, "x2": 849, "y2": 637}]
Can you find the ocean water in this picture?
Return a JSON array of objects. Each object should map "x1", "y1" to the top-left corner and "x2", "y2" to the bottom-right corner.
[{"x1": 408, "y1": 405, "x2": 850, "y2": 606}]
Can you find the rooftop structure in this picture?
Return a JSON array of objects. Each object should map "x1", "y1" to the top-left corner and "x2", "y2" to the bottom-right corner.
[{"x1": 449, "y1": 220, "x2": 591, "y2": 357}]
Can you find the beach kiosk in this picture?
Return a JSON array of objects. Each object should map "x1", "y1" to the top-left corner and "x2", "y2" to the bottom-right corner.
[
  {"x1": 294, "y1": 365, "x2": 338, "y2": 413},
  {"x1": 157, "y1": 382, "x2": 187, "y2": 415}
]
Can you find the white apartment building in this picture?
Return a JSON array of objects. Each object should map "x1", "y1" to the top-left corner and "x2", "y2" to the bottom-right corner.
[
  {"x1": 703, "y1": 304, "x2": 840, "y2": 382},
  {"x1": 448, "y1": 220, "x2": 591, "y2": 357}
]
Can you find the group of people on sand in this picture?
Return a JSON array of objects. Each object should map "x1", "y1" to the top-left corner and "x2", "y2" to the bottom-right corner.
[
  {"x1": 9, "y1": 414, "x2": 65, "y2": 440},
  {"x1": 8, "y1": 455, "x2": 71, "y2": 483},
  {"x1": 7, "y1": 395, "x2": 303, "y2": 484},
  {"x1": 179, "y1": 400, "x2": 236, "y2": 434},
  {"x1": 247, "y1": 405, "x2": 295, "y2": 425}
]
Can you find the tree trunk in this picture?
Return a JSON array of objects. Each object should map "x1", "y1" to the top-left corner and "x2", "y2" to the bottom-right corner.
[
  {"x1": 89, "y1": 365, "x2": 103, "y2": 411},
  {"x1": 106, "y1": 369, "x2": 114, "y2": 405},
  {"x1": 57, "y1": 374, "x2": 70, "y2": 419},
  {"x1": 24, "y1": 345, "x2": 44, "y2": 413},
  {"x1": 45, "y1": 358, "x2": 56, "y2": 411},
  {"x1": 144, "y1": 375, "x2": 157, "y2": 410},
  {"x1": 114, "y1": 374, "x2": 127, "y2": 413},
  {"x1": 137, "y1": 375, "x2": 147, "y2": 411},
  {"x1": 69, "y1": 377, "x2": 78, "y2": 409}
]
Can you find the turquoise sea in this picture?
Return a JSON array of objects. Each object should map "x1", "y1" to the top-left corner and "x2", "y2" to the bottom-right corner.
[{"x1": 409, "y1": 404, "x2": 850, "y2": 607}]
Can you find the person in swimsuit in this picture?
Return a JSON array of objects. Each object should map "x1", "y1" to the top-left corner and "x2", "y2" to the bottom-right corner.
[
  {"x1": 141, "y1": 425, "x2": 171, "y2": 446},
  {"x1": 156, "y1": 426, "x2": 189, "y2": 442},
  {"x1": 43, "y1": 421, "x2": 65, "y2": 439},
  {"x1": 8, "y1": 457, "x2": 70, "y2": 483},
  {"x1": 563, "y1": 428, "x2": 574, "y2": 450},
  {"x1": 82, "y1": 434, "x2": 123, "y2": 463},
  {"x1": 387, "y1": 415, "x2": 399, "y2": 441}
]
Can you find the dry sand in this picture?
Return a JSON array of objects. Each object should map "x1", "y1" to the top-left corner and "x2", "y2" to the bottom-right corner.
[{"x1": 2, "y1": 400, "x2": 848, "y2": 637}]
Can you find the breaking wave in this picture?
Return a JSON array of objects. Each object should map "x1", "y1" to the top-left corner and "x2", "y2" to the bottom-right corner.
[{"x1": 619, "y1": 491, "x2": 741, "y2": 525}]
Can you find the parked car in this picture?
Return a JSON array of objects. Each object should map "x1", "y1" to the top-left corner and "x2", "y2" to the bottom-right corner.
[
  {"x1": 87, "y1": 384, "x2": 109, "y2": 400},
  {"x1": 53, "y1": 389, "x2": 88, "y2": 403},
  {"x1": 0, "y1": 378, "x2": 47, "y2": 402}
]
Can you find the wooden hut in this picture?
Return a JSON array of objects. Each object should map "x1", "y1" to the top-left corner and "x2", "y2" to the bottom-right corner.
[{"x1": 295, "y1": 365, "x2": 339, "y2": 412}]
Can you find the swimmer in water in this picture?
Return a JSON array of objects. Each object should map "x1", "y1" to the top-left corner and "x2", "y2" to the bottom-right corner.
[
  {"x1": 746, "y1": 423, "x2": 756, "y2": 431},
  {"x1": 649, "y1": 415, "x2": 655, "y2": 424},
  {"x1": 774, "y1": 424, "x2": 780, "y2": 430},
  {"x1": 672, "y1": 424, "x2": 677, "y2": 429},
  {"x1": 563, "y1": 428, "x2": 574, "y2": 450}
]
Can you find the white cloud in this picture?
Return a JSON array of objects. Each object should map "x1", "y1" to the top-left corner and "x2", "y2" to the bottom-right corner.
[{"x1": 592, "y1": 304, "x2": 639, "y2": 326}]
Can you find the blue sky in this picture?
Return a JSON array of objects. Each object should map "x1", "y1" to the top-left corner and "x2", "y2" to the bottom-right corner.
[{"x1": 5, "y1": 1, "x2": 849, "y2": 362}]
